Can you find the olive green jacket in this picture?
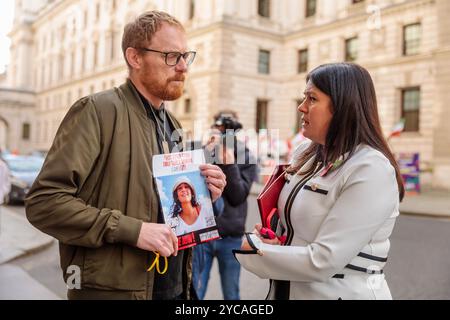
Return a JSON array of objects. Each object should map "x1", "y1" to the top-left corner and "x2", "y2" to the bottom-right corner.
[{"x1": 25, "y1": 79, "x2": 192, "y2": 299}]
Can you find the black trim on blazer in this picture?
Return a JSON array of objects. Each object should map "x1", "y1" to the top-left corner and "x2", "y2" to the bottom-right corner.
[
  {"x1": 245, "y1": 233, "x2": 258, "y2": 251},
  {"x1": 232, "y1": 249, "x2": 258, "y2": 256},
  {"x1": 284, "y1": 167, "x2": 321, "y2": 246},
  {"x1": 357, "y1": 252, "x2": 388, "y2": 262},
  {"x1": 273, "y1": 280, "x2": 290, "y2": 300},
  {"x1": 345, "y1": 264, "x2": 384, "y2": 274},
  {"x1": 304, "y1": 185, "x2": 329, "y2": 195},
  {"x1": 232, "y1": 233, "x2": 260, "y2": 258}
]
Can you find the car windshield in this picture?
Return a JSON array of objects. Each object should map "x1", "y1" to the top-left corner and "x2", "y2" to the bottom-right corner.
[{"x1": 5, "y1": 157, "x2": 44, "y2": 172}]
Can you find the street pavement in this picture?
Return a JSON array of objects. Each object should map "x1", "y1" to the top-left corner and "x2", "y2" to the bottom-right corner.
[
  {"x1": 0, "y1": 206, "x2": 59, "y2": 300},
  {"x1": 0, "y1": 184, "x2": 449, "y2": 300}
]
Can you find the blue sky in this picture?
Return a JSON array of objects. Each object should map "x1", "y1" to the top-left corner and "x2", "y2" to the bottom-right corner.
[{"x1": 0, "y1": 0, "x2": 15, "y2": 74}]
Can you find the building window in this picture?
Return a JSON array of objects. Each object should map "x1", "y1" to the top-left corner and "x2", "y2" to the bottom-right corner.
[
  {"x1": 305, "y1": 0, "x2": 317, "y2": 18},
  {"x1": 93, "y1": 41, "x2": 99, "y2": 68},
  {"x1": 403, "y1": 23, "x2": 421, "y2": 56},
  {"x1": 70, "y1": 51, "x2": 74, "y2": 77},
  {"x1": 96, "y1": 2, "x2": 100, "y2": 21},
  {"x1": 22, "y1": 123, "x2": 31, "y2": 140},
  {"x1": 84, "y1": 9, "x2": 88, "y2": 27},
  {"x1": 49, "y1": 60, "x2": 53, "y2": 85},
  {"x1": 44, "y1": 121, "x2": 49, "y2": 143},
  {"x1": 184, "y1": 98, "x2": 191, "y2": 114},
  {"x1": 81, "y1": 47, "x2": 86, "y2": 73},
  {"x1": 110, "y1": 31, "x2": 118, "y2": 62},
  {"x1": 40, "y1": 65, "x2": 45, "y2": 88},
  {"x1": 401, "y1": 87, "x2": 420, "y2": 132},
  {"x1": 258, "y1": 49, "x2": 270, "y2": 74},
  {"x1": 256, "y1": 100, "x2": 268, "y2": 132},
  {"x1": 67, "y1": 91, "x2": 72, "y2": 105},
  {"x1": 58, "y1": 54, "x2": 64, "y2": 80},
  {"x1": 298, "y1": 49, "x2": 308, "y2": 73},
  {"x1": 189, "y1": 0, "x2": 195, "y2": 20},
  {"x1": 258, "y1": 0, "x2": 270, "y2": 18},
  {"x1": 345, "y1": 37, "x2": 358, "y2": 62}
]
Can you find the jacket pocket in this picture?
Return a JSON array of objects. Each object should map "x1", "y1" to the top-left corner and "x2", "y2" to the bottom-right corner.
[
  {"x1": 60, "y1": 243, "x2": 84, "y2": 285},
  {"x1": 83, "y1": 244, "x2": 148, "y2": 291}
]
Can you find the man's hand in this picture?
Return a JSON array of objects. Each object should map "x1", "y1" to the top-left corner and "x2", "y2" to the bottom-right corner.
[
  {"x1": 204, "y1": 130, "x2": 235, "y2": 165},
  {"x1": 136, "y1": 222, "x2": 178, "y2": 257},
  {"x1": 219, "y1": 145, "x2": 235, "y2": 165},
  {"x1": 199, "y1": 164, "x2": 226, "y2": 202}
]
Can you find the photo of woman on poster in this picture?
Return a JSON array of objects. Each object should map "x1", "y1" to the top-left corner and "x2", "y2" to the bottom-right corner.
[{"x1": 169, "y1": 176, "x2": 206, "y2": 235}]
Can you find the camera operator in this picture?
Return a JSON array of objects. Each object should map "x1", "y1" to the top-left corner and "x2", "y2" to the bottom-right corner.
[{"x1": 193, "y1": 110, "x2": 257, "y2": 300}]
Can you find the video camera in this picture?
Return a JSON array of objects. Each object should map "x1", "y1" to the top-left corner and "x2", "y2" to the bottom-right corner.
[{"x1": 213, "y1": 113, "x2": 243, "y2": 133}]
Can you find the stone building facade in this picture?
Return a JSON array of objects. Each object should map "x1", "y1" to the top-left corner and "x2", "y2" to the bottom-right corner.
[{"x1": 1, "y1": 0, "x2": 449, "y2": 189}]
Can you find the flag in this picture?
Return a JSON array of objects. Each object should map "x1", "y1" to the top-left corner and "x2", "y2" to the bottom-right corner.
[{"x1": 388, "y1": 118, "x2": 405, "y2": 139}]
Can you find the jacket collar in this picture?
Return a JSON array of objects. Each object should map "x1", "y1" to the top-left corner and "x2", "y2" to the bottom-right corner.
[{"x1": 118, "y1": 78, "x2": 148, "y2": 119}]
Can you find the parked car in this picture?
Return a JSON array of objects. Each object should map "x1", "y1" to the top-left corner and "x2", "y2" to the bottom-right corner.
[{"x1": 2, "y1": 154, "x2": 44, "y2": 204}]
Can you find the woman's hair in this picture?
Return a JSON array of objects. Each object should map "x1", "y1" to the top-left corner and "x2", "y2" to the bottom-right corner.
[
  {"x1": 288, "y1": 62, "x2": 405, "y2": 201},
  {"x1": 170, "y1": 184, "x2": 201, "y2": 218}
]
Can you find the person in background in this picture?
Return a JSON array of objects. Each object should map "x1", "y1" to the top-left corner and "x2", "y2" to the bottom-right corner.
[
  {"x1": 235, "y1": 63, "x2": 404, "y2": 300},
  {"x1": 193, "y1": 110, "x2": 257, "y2": 300}
]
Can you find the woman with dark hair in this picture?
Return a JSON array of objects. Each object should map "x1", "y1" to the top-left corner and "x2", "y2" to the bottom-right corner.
[
  {"x1": 169, "y1": 176, "x2": 203, "y2": 235},
  {"x1": 235, "y1": 63, "x2": 404, "y2": 300}
]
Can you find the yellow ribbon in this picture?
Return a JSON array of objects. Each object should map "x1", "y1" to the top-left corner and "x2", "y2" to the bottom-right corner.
[{"x1": 147, "y1": 251, "x2": 168, "y2": 274}]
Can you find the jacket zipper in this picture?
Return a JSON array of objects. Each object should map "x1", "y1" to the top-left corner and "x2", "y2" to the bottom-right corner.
[{"x1": 283, "y1": 164, "x2": 323, "y2": 246}]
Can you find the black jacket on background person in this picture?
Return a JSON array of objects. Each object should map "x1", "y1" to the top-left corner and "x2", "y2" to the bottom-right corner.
[{"x1": 214, "y1": 141, "x2": 257, "y2": 237}]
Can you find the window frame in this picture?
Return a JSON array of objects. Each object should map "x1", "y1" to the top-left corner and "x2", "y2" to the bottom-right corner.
[
  {"x1": 258, "y1": 49, "x2": 271, "y2": 75},
  {"x1": 258, "y1": 0, "x2": 271, "y2": 18},
  {"x1": 305, "y1": 0, "x2": 317, "y2": 18},
  {"x1": 345, "y1": 37, "x2": 358, "y2": 62},
  {"x1": 403, "y1": 23, "x2": 421, "y2": 56},
  {"x1": 256, "y1": 99, "x2": 269, "y2": 133},
  {"x1": 401, "y1": 87, "x2": 421, "y2": 132},
  {"x1": 297, "y1": 48, "x2": 308, "y2": 73},
  {"x1": 22, "y1": 123, "x2": 31, "y2": 140}
]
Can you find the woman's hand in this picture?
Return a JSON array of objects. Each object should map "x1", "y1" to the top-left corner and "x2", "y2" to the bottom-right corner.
[
  {"x1": 255, "y1": 223, "x2": 281, "y2": 245},
  {"x1": 240, "y1": 224, "x2": 281, "y2": 251},
  {"x1": 240, "y1": 237, "x2": 254, "y2": 251}
]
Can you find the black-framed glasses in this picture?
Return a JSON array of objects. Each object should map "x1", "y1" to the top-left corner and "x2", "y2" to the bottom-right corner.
[{"x1": 139, "y1": 48, "x2": 196, "y2": 66}]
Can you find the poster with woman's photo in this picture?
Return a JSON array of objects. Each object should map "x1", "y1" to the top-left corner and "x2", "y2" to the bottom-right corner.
[{"x1": 152, "y1": 149, "x2": 220, "y2": 250}]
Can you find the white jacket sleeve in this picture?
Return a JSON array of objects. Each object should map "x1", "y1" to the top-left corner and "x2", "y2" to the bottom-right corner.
[{"x1": 235, "y1": 157, "x2": 399, "y2": 282}]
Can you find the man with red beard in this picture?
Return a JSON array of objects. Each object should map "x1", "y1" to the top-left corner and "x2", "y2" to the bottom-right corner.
[{"x1": 25, "y1": 11, "x2": 226, "y2": 300}]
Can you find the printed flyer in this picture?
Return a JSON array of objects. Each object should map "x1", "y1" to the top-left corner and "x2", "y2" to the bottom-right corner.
[{"x1": 153, "y1": 149, "x2": 220, "y2": 250}]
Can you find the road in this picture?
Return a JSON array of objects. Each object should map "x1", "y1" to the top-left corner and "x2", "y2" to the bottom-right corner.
[{"x1": 5, "y1": 196, "x2": 450, "y2": 300}]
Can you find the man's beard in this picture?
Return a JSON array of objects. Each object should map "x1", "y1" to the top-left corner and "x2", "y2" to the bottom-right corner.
[{"x1": 143, "y1": 74, "x2": 185, "y2": 102}]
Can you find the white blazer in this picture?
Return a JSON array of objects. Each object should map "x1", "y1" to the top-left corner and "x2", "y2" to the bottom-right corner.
[{"x1": 235, "y1": 143, "x2": 399, "y2": 300}]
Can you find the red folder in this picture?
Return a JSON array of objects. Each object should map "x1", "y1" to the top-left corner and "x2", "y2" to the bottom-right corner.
[{"x1": 257, "y1": 164, "x2": 288, "y2": 229}]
